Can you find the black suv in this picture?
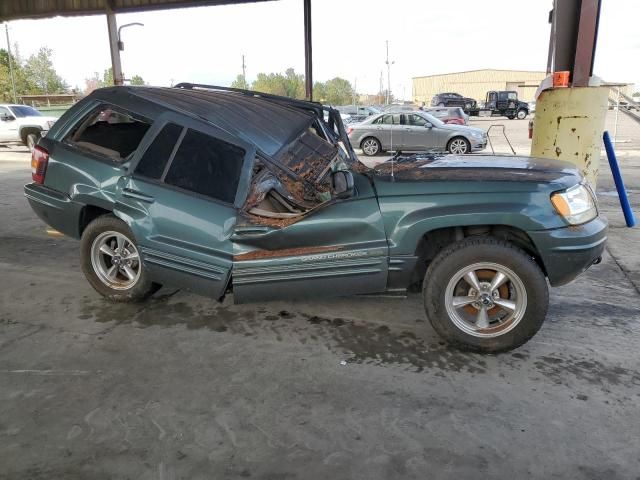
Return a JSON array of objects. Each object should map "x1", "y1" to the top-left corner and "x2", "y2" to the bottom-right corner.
[{"x1": 431, "y1": 92, "x2": 477, "y2": 111}]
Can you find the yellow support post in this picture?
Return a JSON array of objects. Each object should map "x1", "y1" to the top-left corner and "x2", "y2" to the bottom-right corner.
[{"x1": 531, "y1": 86, "x2": 609, "y2": 187}]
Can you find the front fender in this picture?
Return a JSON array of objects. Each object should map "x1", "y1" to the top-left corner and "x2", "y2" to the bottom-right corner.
[{"x1": 379, "y1": 190, "x2": 565, "y2": 255}]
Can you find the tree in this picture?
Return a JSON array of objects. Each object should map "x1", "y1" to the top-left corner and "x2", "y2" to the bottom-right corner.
[
  {"x1": 313, "y1": 81, "x2": 327, "y2": 102},
  {"x1": 24, "y1": 47, "x2": 68, "y2": 94},
  {"x1": 231, "y1": 74, "x2": 248, "y2": 90},
  {"x1": 251, "y1": 68, "x2": 305, "y2": 99},
  {"x1": 322, "y1": 77, "x2": 354, "y2": 105},
  {"x1": 129, "y1": 75, "x2": 145, "y2": 86}
]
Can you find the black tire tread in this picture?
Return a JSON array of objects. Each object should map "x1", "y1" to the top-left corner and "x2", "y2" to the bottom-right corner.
[
  {"x1": 80, "y1": 214, "x2": 159, "y2": 303},
  {"x1": 422, "y1": 236, "x2": 548, "y2": 353}
]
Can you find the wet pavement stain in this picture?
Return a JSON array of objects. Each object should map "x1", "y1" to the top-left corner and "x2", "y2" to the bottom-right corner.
[{"x1": 75, "y1": 294, "x2": 640, "y2": 384}]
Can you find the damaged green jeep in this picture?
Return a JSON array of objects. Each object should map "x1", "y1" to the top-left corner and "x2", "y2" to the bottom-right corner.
[{"x1": 25, "y1": 84, "x2": 607, "y2": 352}]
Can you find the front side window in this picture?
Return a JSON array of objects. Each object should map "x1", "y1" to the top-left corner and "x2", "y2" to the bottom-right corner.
[
  {"x1": 408, "y1": 114, "x2": 429, "y2": 126},
  {"x1": 164, "y1": 128, "x2": 245, "y2": 204},
  {"x1": 65, "y1": 105, "x2": 150, "y2": 162}
]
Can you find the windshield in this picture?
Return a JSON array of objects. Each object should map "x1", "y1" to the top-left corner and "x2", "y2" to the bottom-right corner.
[{"x1": 10, "y1": 105, "x2": 42, "y2": 118}]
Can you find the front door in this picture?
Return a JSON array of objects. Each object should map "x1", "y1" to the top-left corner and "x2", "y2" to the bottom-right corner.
[
  {"x1": 116, "y1": 116, "x2": 254, "y2": 299},
  {"x1": 0, "y1": 106, "x2": 16, "y2": 142},
  {"x1": 403, "y1": 113, "x2": 436, "y2": 150},
  {"x1": 232, "y1": 173, "x2": 389, "y2": 303}
]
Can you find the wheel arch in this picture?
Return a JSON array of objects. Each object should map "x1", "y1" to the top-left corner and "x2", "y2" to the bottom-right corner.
[
  {"x1": 19, "y1": 125, "x2": 42, "y2": 143},
  {"x1": 79, "y1": 204, "x2": 114, "y2": 237},
  {"x1": 408, "y1": 224, "x2": 547, "y2": 289}
]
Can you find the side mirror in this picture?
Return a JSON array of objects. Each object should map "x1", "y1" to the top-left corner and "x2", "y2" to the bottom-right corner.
[
  {"x1": 425, "y1": 123, "x2": 433, "y2": 128},
  {"x1": 1, "y1": 114, "x2": 15, "y2": 121},
  {"x1": 332, "y1": 170, "x2": 354, "y2": 199}
]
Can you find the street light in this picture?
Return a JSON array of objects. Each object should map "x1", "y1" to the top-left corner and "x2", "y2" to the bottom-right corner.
[
  {"x1": 116, "y1": 22, "x2": 144, "y2": 85},
  {"x1": 385, "y1": 40, "x2": 394, "y2": 105},
  {"x1": 117, "y1": 22, "x2": 144, "y2": 51}
]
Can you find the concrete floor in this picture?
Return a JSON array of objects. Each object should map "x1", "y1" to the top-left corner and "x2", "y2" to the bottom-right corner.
[{"x1": 1, "y1": 113, "x2": 639, "y2": 479}]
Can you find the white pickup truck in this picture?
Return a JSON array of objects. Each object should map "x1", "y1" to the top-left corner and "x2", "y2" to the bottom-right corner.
[{"x1": 0, "y1": 104, "x2": 58, "y2": 151}]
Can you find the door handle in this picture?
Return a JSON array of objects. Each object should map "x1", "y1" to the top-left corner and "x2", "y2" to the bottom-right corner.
[
  {"x1": 233, "y1": 225, "x2": 273, "y2": 236},
  {"x1": 122, "y1": 188, "x2": 155, "y2": 203},
  {"x1": 404, "y1": 127, "x2": 411, "y2": 131}
]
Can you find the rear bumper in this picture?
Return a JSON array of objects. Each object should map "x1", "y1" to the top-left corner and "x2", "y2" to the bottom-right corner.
[
  {"x1": 24, "y1": 183, "x2": 82, "y2": 238},
  {"x1": 528, "y1": 216, "x2": 608, "y2": 286}
]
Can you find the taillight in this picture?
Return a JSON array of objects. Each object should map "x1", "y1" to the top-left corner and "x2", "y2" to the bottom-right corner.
[
  {"x1": 347, "y1": 127, "x2": 353, "y2": 135},
  {"x1": 31, "y1": 145, "x2": 49, "y2": 184}
]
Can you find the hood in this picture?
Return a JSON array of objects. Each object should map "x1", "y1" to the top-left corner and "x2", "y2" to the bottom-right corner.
[
  {"x1": 371, "y1": 153, "x2": 582, "y2": 194},
  {"x1": 437, "y1": 123, "x2": 484, "y2": 135}
]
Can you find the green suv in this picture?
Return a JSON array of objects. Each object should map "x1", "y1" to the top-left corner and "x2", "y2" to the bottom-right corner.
[{"x1": 24, "y1": 84, "x2": 607, "y2": 352}]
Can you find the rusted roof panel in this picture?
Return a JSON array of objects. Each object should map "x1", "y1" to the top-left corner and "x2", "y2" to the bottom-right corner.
[{"x1": 0, "y1": 0, "x2": 275, "y2": 21}]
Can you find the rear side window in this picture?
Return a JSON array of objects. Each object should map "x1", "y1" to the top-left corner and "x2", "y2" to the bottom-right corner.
[
  {"x1": 164, "y1": 129, "x2": 245, "y2": 204},
  {"x1": 65, "y1": 105, "x2": 150, "y2": 162},
  {"x1": 135, "y1": 123, "x2": 183, "y2": 179}
]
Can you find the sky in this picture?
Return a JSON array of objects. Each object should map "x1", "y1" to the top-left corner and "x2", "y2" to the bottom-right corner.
[{"x1": 7, "y1": 0, "x2": 640, "y2": 99}]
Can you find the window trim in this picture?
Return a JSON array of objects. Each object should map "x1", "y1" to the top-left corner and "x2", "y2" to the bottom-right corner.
[{"x1": 131, "y1": 121, "x2": 251, "y2": 208}]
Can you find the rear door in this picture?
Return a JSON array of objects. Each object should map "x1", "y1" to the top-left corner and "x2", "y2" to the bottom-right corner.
[{"x1": 115, "y1": 114, "x2": 254, "y2": 299}]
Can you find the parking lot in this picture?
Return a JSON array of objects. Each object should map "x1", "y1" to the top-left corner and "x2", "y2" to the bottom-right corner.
[{"x1": 1, "y1": 113, "x2": 639, "y2": 479}]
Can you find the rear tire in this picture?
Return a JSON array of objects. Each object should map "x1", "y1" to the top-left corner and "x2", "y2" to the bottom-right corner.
[
  {"x1": 423, "y1": 237, "x2": 548, "y2": 353},
  {"x1": 447, "y1": 136, "x2": 470, "y2": 155},
  {"x1": 80, "y1": 215, "x2": 160, "y2": 302},
  {"x1": 361, "y1": 137, "x2": 381, "y2": 156}
]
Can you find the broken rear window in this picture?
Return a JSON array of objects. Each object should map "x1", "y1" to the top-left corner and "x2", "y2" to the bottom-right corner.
[{"x1": 65, "y1": 105, "x2": 150, "y2": 162}]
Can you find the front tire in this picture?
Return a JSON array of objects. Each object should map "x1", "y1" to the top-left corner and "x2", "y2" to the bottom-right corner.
[
  {"x1": 361, "y1": 137, "x2": 381, "y2": 156},
  {"x1": 25, "y1": 132, "x2": 41, "y2": 152},
  {"x1": 516, "y1": 109, "x2": 528, "y2": 120},
  {"x1": 80, "y1": 215, "x2": 159, "y2": 302},
  {"x1": 447, "y1": 136, "x2": 470, "y2": 155},
  {"x1": 423, "y1": 237, "x2": 548, "y2": 353}
]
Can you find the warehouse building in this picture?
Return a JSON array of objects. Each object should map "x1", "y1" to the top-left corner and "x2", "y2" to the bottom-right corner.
[{"x1": 412, "y1": 69, "x2": 547, "y2": 105}]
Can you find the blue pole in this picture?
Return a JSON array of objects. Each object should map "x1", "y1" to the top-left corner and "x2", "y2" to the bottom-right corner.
[{"x1": 603, "y1": 131, "x2": 636, "y2": 227}]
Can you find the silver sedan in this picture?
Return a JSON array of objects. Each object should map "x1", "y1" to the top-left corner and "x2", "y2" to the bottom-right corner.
[{"x1": 347, "y1": 111, "x2": 487, "y2": 156}]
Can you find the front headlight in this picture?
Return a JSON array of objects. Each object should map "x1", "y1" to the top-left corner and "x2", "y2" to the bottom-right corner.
[{"x1": 550, "y1": 183, "x2": 597, "y2": 225}]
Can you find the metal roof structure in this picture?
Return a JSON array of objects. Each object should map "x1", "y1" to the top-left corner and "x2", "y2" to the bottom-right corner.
[
  {"x1": 0, "y1": 0, "x2": 273, "y2": 21},
  {"x1": 0, "y1": 0, "x2": 315, "y2": 100}
]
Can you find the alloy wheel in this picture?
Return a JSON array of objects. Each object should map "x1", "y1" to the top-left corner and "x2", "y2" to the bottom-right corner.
[
  {"x1": 362, "y1": 138, "x2": 379, "y2": 156},
  {"x1": 444, "y1": 262, "x2": 527, "y2": 338},
  {"x1": 449, "y1": 138, "x2": 468, "y2": 154},
  {"x1": 90, "y1": 231, "x2": 141, "y2": 290}
]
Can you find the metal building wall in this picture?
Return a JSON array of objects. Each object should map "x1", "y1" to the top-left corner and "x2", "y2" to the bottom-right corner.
[{"x1": 412, "y1": 69, "x2": 547, "y2": 104}]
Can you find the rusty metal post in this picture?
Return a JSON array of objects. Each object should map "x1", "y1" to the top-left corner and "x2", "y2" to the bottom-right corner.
[
  {"x1": 531, "y1": 0, "x2": 607, "y2": 186},
  {"x1": 572, "y1": 0, "x2": 601, "y2": 87},
  {"x1": 105, "y1": 2, "x2": 124, "y2": 86},
  {"x1": 303, "y1": 0, "x2": 312, "y2": 101}
]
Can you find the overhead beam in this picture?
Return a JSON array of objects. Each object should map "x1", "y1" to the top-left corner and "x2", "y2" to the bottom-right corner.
[{"x1": 0, "y1": 0, "x2": 276, "y2": 22}]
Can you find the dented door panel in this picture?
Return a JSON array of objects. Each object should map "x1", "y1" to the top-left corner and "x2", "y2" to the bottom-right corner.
[{"x1": 232, "y1": 173, "x2": 389, "y2": 303}]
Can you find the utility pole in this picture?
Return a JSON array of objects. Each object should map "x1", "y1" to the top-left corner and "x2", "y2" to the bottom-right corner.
[
  {"x1": 385, "y1": 40, "x2": 394, "y2": 105},
  {"x1": 4, "y1": 24, "x2": 17, "y2": 103},
  {"x1": 353, "y1": 77, "x2": 357, "y2": 106},
  {"x1": 241, "y1": 54, "x2": 247, "y2": 89}
]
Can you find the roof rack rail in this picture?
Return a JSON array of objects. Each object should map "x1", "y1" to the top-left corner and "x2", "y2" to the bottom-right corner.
[{"x1": 173, "y1": 82, "x2": 323, "y2": 110}]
